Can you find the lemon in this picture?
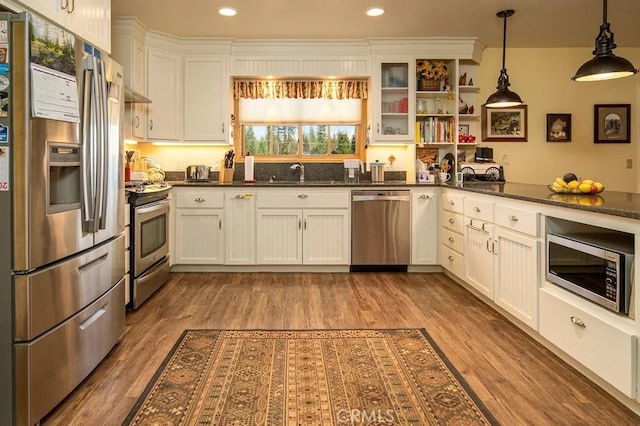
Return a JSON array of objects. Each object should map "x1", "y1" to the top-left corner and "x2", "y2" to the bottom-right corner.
[
  {"x1": 567, "y1": 180, "x2": 580, "y2": 189},
  {"x1": 582, "y1": 179, "x2": 594, "y2": 185}
]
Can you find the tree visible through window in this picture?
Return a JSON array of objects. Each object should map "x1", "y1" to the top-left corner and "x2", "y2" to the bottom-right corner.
[{"x1": 244, "y1": 124, "x2": 357, "y2": 156}]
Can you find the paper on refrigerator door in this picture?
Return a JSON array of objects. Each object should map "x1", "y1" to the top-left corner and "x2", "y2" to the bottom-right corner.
[
  {"x1": 0, "y1": 146, "x2": 7, "y2": 191},
  {"x1": 30, "y1": 63, "x2": 80, "y2": 122}
]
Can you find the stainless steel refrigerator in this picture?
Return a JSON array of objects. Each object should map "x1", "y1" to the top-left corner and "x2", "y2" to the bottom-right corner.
[{"x1": 0, "y1": 12, "x2": 126, "y2": 426}]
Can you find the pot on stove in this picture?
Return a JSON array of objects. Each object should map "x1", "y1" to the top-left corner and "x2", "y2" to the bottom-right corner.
[{"x1": 186, "y1": 165, "x2": 211, "y2": 181}]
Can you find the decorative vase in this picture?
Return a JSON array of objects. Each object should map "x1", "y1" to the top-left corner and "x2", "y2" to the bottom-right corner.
[{"x1": 418, "y1": 78, "x2": 440, "y2": 91}]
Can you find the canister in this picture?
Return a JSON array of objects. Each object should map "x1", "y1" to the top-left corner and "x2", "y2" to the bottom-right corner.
[{"x1": 370, "y1": 162, "x2": 385, "y2": 182}]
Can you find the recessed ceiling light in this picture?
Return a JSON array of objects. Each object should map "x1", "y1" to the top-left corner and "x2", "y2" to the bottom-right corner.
[
  {"x1": 366, "y1": 8, "x2": 385, "y2": 17},
  {"x1": 219, "y1": 7, "x2": 237, "y2": 17}
]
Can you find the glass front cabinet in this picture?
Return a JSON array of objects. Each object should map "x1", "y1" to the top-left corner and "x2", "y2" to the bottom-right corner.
[{"x1": 372, "y1": 59, "x2": 413, "y2": 143}]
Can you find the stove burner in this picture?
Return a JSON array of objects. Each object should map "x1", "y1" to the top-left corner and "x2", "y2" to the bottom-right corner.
[{"x1": 126, "y1": 182, "x2": 172, "y2": 206}]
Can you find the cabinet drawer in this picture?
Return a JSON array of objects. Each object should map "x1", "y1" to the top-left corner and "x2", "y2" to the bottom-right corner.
[
  {"x1": 441, "y1": 227, "x2": 464, "y2": 254},
  {"x1": 495, "y1": 204, "x2": 538, "y2": 237},
  {"x1": 256, "y1": 191, "x2": 349, "y2": 209},
  {"x1": 464, "y1": 198, "x2": 494, "y2": 222},
  {"x1": 441, "y1": 191, "x2": 464, "y2": 214},
  {"x1": 441, "y1": 211, "x2": 464, "y2": 234},
  {"x1": 175, "y1": 189, "x2": 224, "y2": 208},
  {"x1": 539, "y1": 288, "x2": 636, "y2": 397},
  {"x1": 441, "y1": 245, "x2": 464, "y2": 278}
]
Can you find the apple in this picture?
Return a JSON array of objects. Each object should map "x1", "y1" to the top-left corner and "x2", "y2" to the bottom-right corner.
[{"x1": 590, "y1": 184, "x2": 599, "y2": 194}]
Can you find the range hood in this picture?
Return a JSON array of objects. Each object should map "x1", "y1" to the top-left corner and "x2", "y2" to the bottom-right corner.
[{"x1": 124, "y1": 87, "x2": 152, "y2": 104}]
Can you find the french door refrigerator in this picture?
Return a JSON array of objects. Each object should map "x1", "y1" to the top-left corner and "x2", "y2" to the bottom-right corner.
[{"x1": 0, "y1": 12, "x2": 126, "y2": 426}]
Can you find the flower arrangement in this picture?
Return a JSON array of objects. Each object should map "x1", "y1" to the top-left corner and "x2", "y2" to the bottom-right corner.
[
  {"x1": 416, "y1": 60, "x2": 449, "y2": 80},
  {"x1": 441, "y1": 158, "x2": 451, "y2": 174}
]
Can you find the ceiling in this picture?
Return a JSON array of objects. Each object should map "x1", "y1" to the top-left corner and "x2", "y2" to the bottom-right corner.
[{"x1": 111, "y1": 0, "x2": 640, "y2": 48}]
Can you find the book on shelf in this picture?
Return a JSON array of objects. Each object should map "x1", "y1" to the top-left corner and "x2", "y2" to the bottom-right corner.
[{"x1": 416, "y1": 117, "x2": 455, "y2": 144}]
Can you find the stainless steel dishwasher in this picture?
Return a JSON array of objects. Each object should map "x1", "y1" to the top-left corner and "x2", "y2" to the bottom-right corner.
[{"x1": 351, "y1": 190, "x2": 410, "y2": 269}]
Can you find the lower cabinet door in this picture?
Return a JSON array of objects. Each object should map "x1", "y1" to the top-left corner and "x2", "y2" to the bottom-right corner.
[
  {"x1": 411, "y1": 190, "x2": 439, "y2": 265},
  {"x1": 302, "y1": 209, "x2": 350, "y2": 264},
  {"x1": 225, "y1": 192, "x2": 256, "y2": 264},
  {"x1": 494, "y1": 227, "x2": 539, "y2": 330},
  {"x1": 257, "y1": 209, "x2": 302, "y2": 264},
  {"x1": 175, "y1": 208, "x2": 224, "y2": 264},
  {"x1": 464, "y1": 220, "x2": 494, "y2": 299}
]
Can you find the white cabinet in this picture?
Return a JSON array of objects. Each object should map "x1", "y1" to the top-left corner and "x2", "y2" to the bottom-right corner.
[
  {"x1": 173, "y1": 189, "x2": 224, "y2": 264},
  {"x1": 22, "y1": 0, "x2": 111, "y2": 52},
  {"x1": 147, "y1": 46, "x2": 183, "y2": 140},
  {"x1": 540, "y1": 287, "x2": 637, "y2": 398},
  {"x1": 371, "y1": 58, "x2": 412, "y2": 143},
  {"x1": 463, "y1": 217, "x2": 494, "y2": 299},
  {"x1": 411, "y1": 189, "x2": 439, "y2": 265},
  {"x1": 184, "y1": 55, "x2": 229, "y2": 143},
  {"x1": 440, "y1": 190, "x2": 465, "y2": 278},
  {"x1": 494, "y1": 227, "x2": 539, "y2": 329},
  {"x1": 111, "y1": 19, "x2": 148, "y2": 141},
  {"x1": 224, "y1": 191, "x2": 255, "y2": 265},
  {"x1": 256, "y1": 190, "x2": 350, "y2": 265}
]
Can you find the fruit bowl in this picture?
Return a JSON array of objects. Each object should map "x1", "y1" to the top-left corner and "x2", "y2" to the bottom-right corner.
[{"x1": 547, "y1": 184, "x2": 604, "y2": 194}]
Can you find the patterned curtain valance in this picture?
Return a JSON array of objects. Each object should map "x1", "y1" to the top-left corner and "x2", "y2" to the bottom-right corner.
[{"x1": 234, "y1": 80, "x2": 368, "y2": 100}]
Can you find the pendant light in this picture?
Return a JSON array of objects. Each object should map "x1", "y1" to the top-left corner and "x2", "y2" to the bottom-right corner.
[
  {"x1": 572, "y1": 0, "x2": 638, "y2": 81},
  {"x1": 485, "y1": 10, "x2": 523, "y2": 108}
]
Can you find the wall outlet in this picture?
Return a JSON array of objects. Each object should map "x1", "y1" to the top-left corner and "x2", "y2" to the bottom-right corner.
[{"x1": 626, "y1": 159, "x2": 632, "y2": 169}]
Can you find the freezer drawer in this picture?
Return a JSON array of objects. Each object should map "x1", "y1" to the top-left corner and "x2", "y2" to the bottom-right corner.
[
  {"x1": 15, "y1": 278, "x2": 125, "y2": 426},
  {"x1": 14, "y1": 234, "x2": 125, "y2": 341}
]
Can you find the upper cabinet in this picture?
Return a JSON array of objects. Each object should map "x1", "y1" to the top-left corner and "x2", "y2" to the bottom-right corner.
[
  {"x1": 183, "y1": 55, "x2": 229, "y2": 143},
  {"x1": 20, "y1": 0, "x2": 111, "y2": 52},
  {"x1": 371, "y1": 59, "x2": 412, "y2": 143},
  {"x1": 146, "y1": 45, "x2": 183, "y2": 141}
]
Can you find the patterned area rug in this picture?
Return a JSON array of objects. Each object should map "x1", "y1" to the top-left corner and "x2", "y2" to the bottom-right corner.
[{"x1": 124, "y1": 329, "x2": 498, "y2": 425}]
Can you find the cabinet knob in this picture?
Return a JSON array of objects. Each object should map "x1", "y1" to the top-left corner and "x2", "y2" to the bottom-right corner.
[
  {"x1": 234, "y1": 194, "x2": 246, "y2": 199},
  {"x1": 509, "y1": 215, "x2": 519, "y2": 222},
  {"x1": 570, "y1": 316, "x2": 586, "y2": 328},
  {"x1": 448, "y1": 255, "x2": 454, "y2": 261},
  {"x1": 195, "y1": 197, "x2": 205, "y2": 202},
  {"x1": 474, "y1": 206, "x2": 481, "y2": 213},
  {"x1": 448, "y1": 218, "x2": 454, "y2": 224},
  {"x1": 448, "y1": 237, "x2": 454, "y2": 243},
  {"x1": 419, "y1": 194, "x2": 432, "y2": 199},
  {"x1": 298, "y1": 194, "x2": 308, "y2": 199}
]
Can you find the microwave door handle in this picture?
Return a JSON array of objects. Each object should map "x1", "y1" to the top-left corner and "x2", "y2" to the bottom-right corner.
[
  {"x1": 96, "y1": 59, "x2": 109, "y2": 229},
  {"x1": 81, "y1": 68, "x2": 95, "y2": 231}
]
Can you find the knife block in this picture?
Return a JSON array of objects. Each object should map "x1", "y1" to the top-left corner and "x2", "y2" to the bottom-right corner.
[{"x1": 218, "y1": 161, "x2": 234, "y2": 183}]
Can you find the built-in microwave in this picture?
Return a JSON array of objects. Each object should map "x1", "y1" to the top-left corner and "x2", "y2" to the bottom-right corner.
[{"x1": 546, "y1": 233, "x2": 634, "y2": 314}]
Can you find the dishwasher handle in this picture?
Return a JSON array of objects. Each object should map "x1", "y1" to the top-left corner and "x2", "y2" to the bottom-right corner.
[{"x1": 352, "y1": 192, "x2": 410, "y2": 202}]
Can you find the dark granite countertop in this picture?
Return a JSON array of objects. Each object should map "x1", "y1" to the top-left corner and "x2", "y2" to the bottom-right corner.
[{"x1": 167, "y1": 180, "x2": 640, "y2": 220}]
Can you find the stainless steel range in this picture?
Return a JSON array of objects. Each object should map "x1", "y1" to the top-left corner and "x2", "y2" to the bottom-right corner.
[{"x1": 126, "y1": 182, "x2": 171, "y2": 309}]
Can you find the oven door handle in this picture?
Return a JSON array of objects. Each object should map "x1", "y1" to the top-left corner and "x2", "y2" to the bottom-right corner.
[{"x1": 135, "y1": 199, "x2": 169, "y2": 215}]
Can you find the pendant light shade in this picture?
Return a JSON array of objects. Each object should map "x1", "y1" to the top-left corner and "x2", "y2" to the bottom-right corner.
[
  {"x1": 573, "y1": 0, "x2": 638, "y2": 81},
  {"x1": 485, "y1": 10, "x2": 523, "y2": 108}
]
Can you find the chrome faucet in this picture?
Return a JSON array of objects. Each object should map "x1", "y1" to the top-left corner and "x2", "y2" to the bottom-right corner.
[{"x1": 291, "y1": 162, "x2": 305, "y2": 182}]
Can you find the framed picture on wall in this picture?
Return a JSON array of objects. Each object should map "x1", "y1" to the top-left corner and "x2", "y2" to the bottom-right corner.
[
  {"x1": 481, "y1": 105, "x2": 528, "y2": 142},
  {"x1": 546, "y1": 113, "x2": 571, "y2": 142},
  {"x1": 594, "y1": 104, "x2": 630, "y2": 143}
]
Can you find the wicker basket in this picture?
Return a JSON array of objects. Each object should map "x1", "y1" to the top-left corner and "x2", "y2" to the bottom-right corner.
[{"x1": 418, "y1": 78, "x2": 440, "y2": 91}]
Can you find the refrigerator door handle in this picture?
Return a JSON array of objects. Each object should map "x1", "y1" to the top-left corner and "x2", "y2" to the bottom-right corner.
[
  {"x1": 95, "y1": 59, "x2": 108, "y2": 229},
  {"x1": 81, "y1": 68, "x2": 95, "y2": 230}
]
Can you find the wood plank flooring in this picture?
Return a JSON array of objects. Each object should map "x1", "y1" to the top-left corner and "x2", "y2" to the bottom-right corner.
[{"x1": 42, "y1": 272, "x2": 640, "y2": 425}]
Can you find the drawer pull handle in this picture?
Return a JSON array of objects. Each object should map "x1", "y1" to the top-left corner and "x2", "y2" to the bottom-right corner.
[
  {"x1": 419, "y1": 194, "x2": 432, "y2": 199},
  {"x1": 570, "y1": 316, "x2": 586, "y2": 328},
  {"x1": 219, "y1": 219, "x2": 222, "y2": 230},
  {"x1": 509, "y1": 215, "x2": 519, "y2": 222},
  {"x1": 298, "y1": 194, "x2": 308, "y2": 199},
  {"x1": 448, "y1": 255, "x2": 454, "y2": 261},
  {"x1": 195, "y1": 197, "x2": 205, "y2": 202},
  {"x1": 448, "y1": 237, "x2": 454, "y2": 243},
  {"x1": 474, "y1": 206, "x2": 481, "y2": 212},
  {"x1": 448, "y1": 218, "x2": 454, "y2": 224},
  {"x1": 235, "y1": 194, "x2": 246, "y2": 199},
  {"x1": 448, "y1": 200, "x2": 455, "y2": 205}
]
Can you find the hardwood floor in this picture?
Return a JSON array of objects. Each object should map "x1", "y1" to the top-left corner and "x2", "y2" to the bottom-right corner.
[{"x1": 42, "y1": 272, "x2": 639, "y2": 425}]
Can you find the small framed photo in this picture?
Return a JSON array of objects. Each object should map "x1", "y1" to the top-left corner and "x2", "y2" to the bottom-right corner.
[
  {"x1": 546, "y1": 113, "x2": 571, "y2": 142},
  {"x1": 481, "y1": 105, "x2": 528, "y2": 142},
  {"x1": 594, "y1": 104, "x2": 630, "y2": 143},
  {"x1": 458, "y1": 124, "x2": 469, "y2": 136}
]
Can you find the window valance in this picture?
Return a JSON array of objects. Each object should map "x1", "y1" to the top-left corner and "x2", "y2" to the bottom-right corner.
[{"x1": 234, "y1": 80, "x2": 368, "y2": 100}]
